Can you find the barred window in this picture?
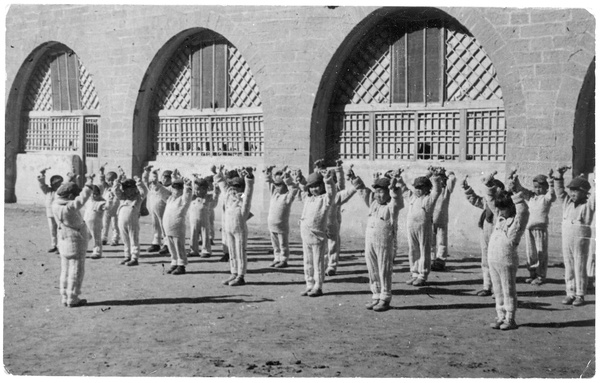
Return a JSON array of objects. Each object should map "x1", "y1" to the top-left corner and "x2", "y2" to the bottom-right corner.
[
  {"x1": 22, "y1": 47, "x2": 100, "y2": 154},
  {"x1": 152, "y1": 31, "x2": 264, "y2": 157},
  {"x1": 328, "y1": 17, "x2": 505, "y2": 162}
]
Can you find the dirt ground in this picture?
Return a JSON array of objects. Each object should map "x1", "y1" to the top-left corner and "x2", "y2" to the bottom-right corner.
[{"x1": 3, "y1": 203, "x2": 596, "y2": 378}]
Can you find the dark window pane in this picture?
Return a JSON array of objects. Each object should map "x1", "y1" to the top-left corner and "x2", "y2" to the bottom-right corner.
[
  {"x1": 407, "y1": 28, "x2": 424, "y2": 103},
  {"x1": 213, "y1": 42, "x2": 227, "y2": 109},
  {"x1": 425, "y1": 27, "x2": 442, "y2": 103},
  {"x1": 391, "y1": 33, "x2": 406, "y2": 104},
  {"x1": 201, "y1": 43, "x2": 214, "y2": 109}
]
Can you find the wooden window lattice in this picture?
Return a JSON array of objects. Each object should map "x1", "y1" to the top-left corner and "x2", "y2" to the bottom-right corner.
[
  {"x1": 25, "y1": 56, "x2": 53, "y2": 112},
  {"x1": 79, "y1": 59, "x2": 100, "y2": 110},
  {"x1": 25, "y1": 116, "x2": 80, "y2": 152},
  {"x1": 229, "y1": 45, "x2": 262, "y2": 108},
  {"x1": 84, "y1": 117, "x2": 99, "y2": 158},
  {"x1": 416, "y1": 111, "x2": 461, "y2": 160},
  {"x1": 466, "y1": 109, "x2": 506, "y2": 161},
  {"x1": 375, "y1": 112, "x2": 414, "y2": 160}
]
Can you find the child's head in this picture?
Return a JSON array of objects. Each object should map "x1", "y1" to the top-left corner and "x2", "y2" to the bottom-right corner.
[
  {"x1": 227, "y1": 176, "x2": 245, "y2": 194},
  {"x1": 272, "y1": 170, "x2": 289, "y2": 195},
  {"x1": 49, "y1": 175, "x2": 64, "y2": 192},
  {"x1": 56, "y1": 182, "x2": 81, "y2": 201},
  {"x1": 306, "y1": 172, "x2": 325, "y2": 196},
  {"x1": 91, "y1": 185, "x2": 103, "y2": 201},
  {"x1": 204, "y1": 175, "x2": 215, "y2": 191},
  {"x1": 567, "y1": 177, "x2": 591, "y2": 204},
  {"x1": 106, "y1": 171, "x2": 118, "y2": 186},
  {"x1": 161, "y1": 170, "x2": 173, "y2": 187},
  {"x1": 195, "y1": 178, "x2": 209, "y2": 198},
  {"x1": 532, "y1": 174, "x2": 549, "y2": 195},
  {"x1": 372, "y1": 177, "x2": 391, "y2": 205},
  {"x1": 494, "y1": 190, "x2": 516, "y2": 218},
  {"x1": 492, "y1": 179, "x2": 505, "y2": 191},
  {"x1": 121, "y1": 179, "x2": 139, "y2": 200},
  {"x1": 171, "y1": 179, "x2": 184, "y2": 197},
  {"x1": 413, "y1": 176, "x2": 432, "y2": 197}
]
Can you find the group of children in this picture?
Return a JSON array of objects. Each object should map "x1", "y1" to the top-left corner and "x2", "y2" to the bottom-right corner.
[{"x1": 38, "y1": 161, "x2": 595, "y2": 330}]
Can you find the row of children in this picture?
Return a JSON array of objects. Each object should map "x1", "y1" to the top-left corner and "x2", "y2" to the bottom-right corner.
[{"x1": 39, "y1": 161, "x2": 594, "y2": 330}]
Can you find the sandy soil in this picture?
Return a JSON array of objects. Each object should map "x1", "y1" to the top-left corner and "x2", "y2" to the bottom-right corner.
[{"x1": 3, "y1": 203, "x2": 595, "y2": 378}]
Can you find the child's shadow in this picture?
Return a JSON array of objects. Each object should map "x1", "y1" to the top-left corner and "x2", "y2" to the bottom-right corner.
[
  {"x1": 519, "y1": 318, "x2": 595, "y2": 328},
  {"x1": 86, "y1": 295, "x2": 275, "y2": 307}
]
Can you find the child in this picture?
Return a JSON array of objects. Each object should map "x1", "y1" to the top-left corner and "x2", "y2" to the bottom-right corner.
[
  {"x1": 99, "y1": 166, "x2": 121, "y2": 246},
  {"x1": 265, "y1": 165, "x2": 300, "y2": 268},
  {"x1": 296, "y1": 168, "x2": 336, "y2": 297},
  {"x1": 37, "y1": 167, "x2": 66, "y2": 253},
  {"x1": 553, "y1": 166, "x2": 595, "y2": 306},
  {"x1": 112, "y1": 167, "x2": 148, "y2": 266},
  {"x1": 214, "y1": 165, "x2": 255, "y2": 286},
  {"x1": 142, "y1": 166, "x2": 172, "y2": 255},
  {"x1": 358, "y1": 169, "x2": 404, "y2": 312},
  {"x1": 84, "y1": 182, "x2": 115, "y2": 259},
  {"x1": 463, "y1": 172, "x2": 506, "y2": 296},
  {"x1": 486, "y1": 172, "x2": 529, "y2": 330},
  {"x1": 188, "y1": 176, "x2": 220, "y2": 258},
  {"x1": 52, "y1": 173, "x2": 95, "y2": 307},
  {"x1": 211, "y1": 167, "x2": 231, "y2": 263},
  {"x1": 397, "y1": 167, "x2": 442, "y2": 286},
  {"x1": 153, "y1": 175, "x2": 193, "y2": 274},
  {"x1": 512, "y1": 170, "x2": 556, "y2": 285},
  {"x1": 431, "y1": 168, "x2": 457, "y2": 271}
]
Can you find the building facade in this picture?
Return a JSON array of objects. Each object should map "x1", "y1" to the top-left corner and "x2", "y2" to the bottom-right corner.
[{"x1": 5, "y1": 5, "x2": 595, "y2": 253}]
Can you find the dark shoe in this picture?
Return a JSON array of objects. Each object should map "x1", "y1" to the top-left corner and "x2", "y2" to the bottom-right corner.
[
  {"x1": 307, "y1": 289, "x2": 323, "y2": 297},
  {"x1": 229, "y1": 276, "x2": 246, "y2": 286},
  {"x1": 490, "y1": 319, "x2": 504, "y2": 329},
  {"x1": 158, "y1": 245, "x2": 170, "y2": 255},
  {"x1": 110, "y1": 240, "x2": 119, "y2": 246},
  {"x1": 300, "y1": 288, "x2": 311, "y2": 296},
  {"x1": 325, "y1": 268, "x2": 336, "y2": 277},
  {"x1": 476, "y1": 289, "x2": 492, "y2": 297},
  {"x1": 500, "y1": 320, "x2": 518, "y2": 330},
  {"x1": 573, "y1": 296, "x2": 585, "y2": 306},
  {"x1": 562, "y1": 295, "x2": 576, "y2": 305},
  {"x1": 431, "y1": 258, "x2": 446, "y2": 271},
  {"x1": 126, "y1": 259, "x2": 139, "y2": 266},
  {"x1": 172, "y1": 266, "x2": 186, "y2": 275},
  {"x1": 102, "y1": 239, "x2": 108, "y2": 246},
  {"x1": 531, "y1": 277, "x2": 544, "y2": 286},
  {"x1": 220, "y1": 253, "x2": 230, "y2": 262},
  {"x1": 412, "y1": 278, "x2": 427, "y2": 287},
  {"x1": 90, "y1": 254, "x2": 102, "y2": 259},
  {"x1": 366, "y1": 300, "x2": 379, "y2": 310},
  {"x1": 211, "y1": 239, "x2": 215, "y2": 246},
  {"x1": 48, "y1": 246, "x2": 58, "y2": 253},
  {"x1": 68, "y1": 299, "x2": 88, "y2": 308},
  {"x1": 200, "y1": 252, "x2": 211, "y2": 259},
  {"x1": 187, "y1": 251, "x2": 200, "y2": 257},
  {"x1": 222, "y1": 274, "x2": 237, "y2": 285},
  {"x1": 166, "y1": 265, "x2": 178, "y2": 274},
  {"x1": 147, "y1": 244, "x2": 161, "y2": 253},
  {"x1": 120, "y1": 258, "x2": 131, "y2": 265},
  {"x1": 405, "y1": 277, "x2": 417, "y2": 285},
  {"x1": 268, "y1": 261, "x2": 279, "y2": 268},
  {"x1": 274, "y1": 261, "x2": 288, "y2": 269},
  {"x1": 373, "y1": 300, "x2": 390, "y2": 312}
]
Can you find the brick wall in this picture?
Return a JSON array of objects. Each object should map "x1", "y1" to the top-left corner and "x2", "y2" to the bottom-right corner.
[{"x1": 5, "y1": 5, "x2": 595, "y2": 255}]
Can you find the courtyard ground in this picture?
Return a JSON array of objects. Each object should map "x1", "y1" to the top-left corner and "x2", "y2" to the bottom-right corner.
[{"x1": 3, "y1": 203, "x2": 596, "y2": 378}]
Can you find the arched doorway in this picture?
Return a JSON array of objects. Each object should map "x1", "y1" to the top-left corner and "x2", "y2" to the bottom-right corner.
[{"x1": 572, "y1": 58, "x2": 595, "y2": 177}]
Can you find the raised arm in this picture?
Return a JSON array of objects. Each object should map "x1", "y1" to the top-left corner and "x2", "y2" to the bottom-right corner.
[{"x1": 37, "y1": 168, "x2": 52, "y2": 194}]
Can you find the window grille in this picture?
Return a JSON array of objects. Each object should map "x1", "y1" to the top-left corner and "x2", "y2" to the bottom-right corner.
[
  {"x1": 25, "y1": 116, "x2": 80, "y2": 152},
  {"x1": 329, "y1": 19, "x2": 505, "y2": 162},
  {"x1": 156, "y1": 114, "x2": 263, "y2": 156},
  {"x1": 83, "y1": 117, "x2": 99, "y2": 158},
  {"x1": 152, "y1": 33, "x2": 264, "y2": 157}
]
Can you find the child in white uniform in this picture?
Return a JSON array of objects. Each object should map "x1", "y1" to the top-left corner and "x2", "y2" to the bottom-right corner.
[
  {"x1": 84, "y1": 183, "x2": 115, "y2": 259},
  {"x1": 52, "y1": 174, "x2": 94, "y2": 307},
  {"x1": 188, "y1": 176, "x2": 220, "y2": 258},
  {"x1": 99, "y1": 167, "x2": 121, "y2": 246},
  {"x1": 38, "y1": 167, "x2": 65, "y2": 253},
  {"x1": 553, "y1": 166, "x2": 595, "y2": 306},
  {"x1": 143, "y1": 167, "x2": 172, "y2": 254},
  {"x1": 431, "y1": 169, "x2": 457, "y2": 271}
]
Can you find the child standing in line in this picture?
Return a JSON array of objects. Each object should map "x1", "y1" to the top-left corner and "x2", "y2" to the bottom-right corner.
[
  {"x1": 152, "y1": 175, "x2": 193, "y2": 275},
  {"x1": 553, "y1": 166, "x2": 595, "y2": 307},
  {"x1": 486, "y1": 172, "x2": 529, "y2": 330},
  {"x1": 214, "y1": 165, "x2": 255, "y2": 286},
  {"x1": 463, "y1": 172, "x2": 505, "y2": 297},
  {"x1": 99, "y1": 166, "x2": 121, "y2": 246},
  {"x1": 211, "y1": 167, "x2": 231, "y2": 263},
  {"x1": 52, "y1": 174, "x2": 95, "y2": 307},
  {"x1": 112, "y1": 167, "x2": 148, "y2": 266},
  {"x1": 358, "y1": 169, "x2": 404, "y2": 312},
  {"x1": 511, "y1": 170, "x2": 556, "y2": 285},
  {"x1": 265, "y1": 165, "x2": 300, "y2": 268},
  {"x1": 84, "y1": 182, "x2": 115, "y2": 259},
  {"x1": 205, "y1": 175, "x2": 217, "y2": 247},
  {"x1": 38, "y1": 167, "x2": 67, "y2": 253},
  {"x1": 397, "y1": 167, "x2": 442, "y2": 287},
  {"x1": 142, "y1": 166, "x2": 172, "y2": 255},
  {"x1": 296, "y1": 168, "x2": 336, "y2": 297},
  {"x1": 188, "y1": 176, "x2": 220, "y2": 258},
  {"x1": 431, "y1": 168, "x2": 457, "y2": 272}
]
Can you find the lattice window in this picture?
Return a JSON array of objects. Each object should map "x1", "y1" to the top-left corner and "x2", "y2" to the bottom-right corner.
[
  {"x1": 466, "y1": 109, "x2": 506, "y2": 161},
  {"x1": 25, "y1": 116, "x2": 80, "y2": 152},
  {"x1": 79, "y1": 59, "x2": 100, "y2": 110},
  {"x1": 333, "y1": 113, "x2": 370, "y2": 159},
  {"x1": 156, "y1": 114, "x2": 263, "y2": 157},
  {"x1": 25, "y1": 56, "x2": 53, "y2": 112},
  {"x1": 155, "y1": 46, "x2": 192, "y2": 110},
  {"x1": 375, "y1": 112, "x2": 414, "y2": 160},
  {"x1": 229, "y1": 45, "x2": 262, "y2": 108},
  {"x1": 416, "y1": 111, "x2": 461, "y2": 160},
  {"x1": 84, "y1": 117, "x2": 99, "y2": 157},
  {"x1": 446, "y1": 29, "x2": 503, "y2": 102}
]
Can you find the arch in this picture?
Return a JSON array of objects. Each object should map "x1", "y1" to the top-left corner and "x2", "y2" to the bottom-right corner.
[
  {"x1": 311, "y1": 7, "x2": 508, "y2": 168},
  {"x1": 133, "y1": 27, "x2": 264, "y2": 167},
  {"x1": 572, "y1": 57, "x2": 595, "y2": 176},
  {"x1": 5, "y1": 41, "x2": 100, "y2": 201}
]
